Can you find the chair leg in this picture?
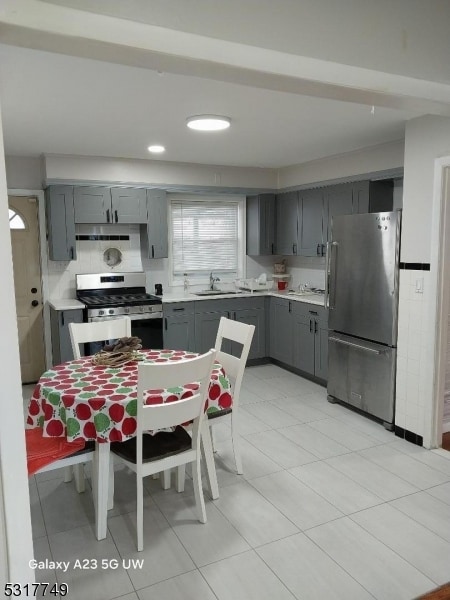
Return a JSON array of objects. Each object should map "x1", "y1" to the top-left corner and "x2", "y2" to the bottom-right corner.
[
  {"x1": 73, "y1": 464, "x2": 86, "y2": 493},
  {"x1": 137, "y1": 476, "x2": 144, "y2": 552},
  {"x1": 231, "y1": 414, "x2": 243, "y2": 475},
  {"x1": 210, "y1": 424, "x2": 216, "y2": 452},
  {"x1": 201, "y1": 422, "x2": 219, "y2": 500},
  {"x1": 161, "y1": 469, "x2": 171, "y2": 490},
  {"x1": 63, "y1": 466, "x2": 73, "y2": 483},
  {"x1": 176, "y1": 465, "x2": 186, "y2": 492},
  {"x1": 192, "y1": 457, "x2": 206, "y2": 524}
]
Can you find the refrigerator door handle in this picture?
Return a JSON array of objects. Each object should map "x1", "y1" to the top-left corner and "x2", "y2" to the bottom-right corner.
[
  {"x1": 329, "y1": 336, "x2": 382, "y2": 354},
  {"x1": 325, "y1": 241, "x2": 338, "y2": 309}
]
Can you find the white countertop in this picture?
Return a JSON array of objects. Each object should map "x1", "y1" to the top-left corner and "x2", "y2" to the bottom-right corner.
[
  {"x1": 49, "y1": 292, "x2": 325, "y2": 310},
  {"x1": 49, "y1": 299, "x2": 85, "y2": 310},
  {"x1": 161, "y1": 290, "x2": 326, "y2": 307}
]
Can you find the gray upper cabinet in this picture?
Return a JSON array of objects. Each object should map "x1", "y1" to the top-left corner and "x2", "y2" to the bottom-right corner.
[
  {"x1": 46, "y1": 185, "x2": 76, "y2": 261},
  {"x1": 323, "y1": 183, "x2": 354, "y2": 250},
  {"x1": 275, "y1": 192, "x2": 298, "y2": 255},
  {"x1": 246, "y1": 194, "x2": 276, "y2": 255},
  {"x1": 145, "y1": 189, "x2": 168, "y2": 259},
  {"x1": 298, "y1": 188, "x2": 324, "y2": 256},
  {"x1": 74, "y1": 186, "x2": 148, "y2": 224},
  {"x1": 110, "y1": 188, "x2": 148, "y2": 223},
  {"x1": 352, "y1": 180, "x2": 370, "y2": 214},
  {"x1": 74, "y1": 186, "x2": 112, "y2": 223}
]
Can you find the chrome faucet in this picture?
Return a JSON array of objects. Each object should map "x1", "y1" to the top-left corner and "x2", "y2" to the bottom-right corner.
[{"x1": 210, "y1": 272, "x2": 220, "y2": 290}]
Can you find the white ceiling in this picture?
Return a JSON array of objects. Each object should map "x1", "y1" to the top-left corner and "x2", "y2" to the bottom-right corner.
[
  {"x1": 1, "y1": 0, "x2": 449, "y2": 170},
  {"x1": 0, "y1": 44, "x2": 420, "y2": 169}
]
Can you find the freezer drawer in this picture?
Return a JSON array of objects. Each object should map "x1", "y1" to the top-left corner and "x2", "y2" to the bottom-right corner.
[{"x1": 327, "y1": 332, "x2": 396, "y2": 425}]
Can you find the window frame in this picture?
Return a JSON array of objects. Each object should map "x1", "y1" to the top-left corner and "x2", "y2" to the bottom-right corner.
[{"x1": 168, "y1": 194, "x2": 246, "y2": 287}]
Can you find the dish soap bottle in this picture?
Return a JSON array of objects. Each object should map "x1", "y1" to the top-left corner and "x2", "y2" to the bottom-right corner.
[{"x1": 183, "y1": 273, "x2": 190, "y2": 293}]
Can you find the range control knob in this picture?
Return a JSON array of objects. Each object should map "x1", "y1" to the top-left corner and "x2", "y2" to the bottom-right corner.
[
  {"x1": 99, "y1": 310, "x2": 104, "y2": 316},
  {"x1": 124, "y1": 307, "x2": 130, "y2": 314},
  {"x1": 108, "y1": 309, "x2": 114, "y2": 315}
]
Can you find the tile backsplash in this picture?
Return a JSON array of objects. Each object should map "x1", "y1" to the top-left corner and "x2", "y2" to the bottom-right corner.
[
  {"x1": 46, "y1": 224, "x2": 143, "y2": 298},
  {"x1": 47, "y1": 231, "x2": 328, "y2": 299},
  {"x1": 247, "y1": 255, "x2": 326, "y2": 290}
]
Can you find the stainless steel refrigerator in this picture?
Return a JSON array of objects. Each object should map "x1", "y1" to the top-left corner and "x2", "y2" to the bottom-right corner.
[{"x1": 326, "y1": 210, "x2": 401, "y2": 429}]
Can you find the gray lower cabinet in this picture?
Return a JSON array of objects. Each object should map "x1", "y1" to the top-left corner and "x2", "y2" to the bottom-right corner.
[
  {"x1": 270, "y1": 297, "x2": 328, "y2": 381},
  {"x1": 269, "y1": 297, "x2": 294, "y2": 364},
  {"x1": 194, "y1": 297, "x2": 266, "y2": 360},
  {"x1": 292, "y1": 303, "x2": 328, "y2": 380},
  {"x1": 143, "y1": 189, "x2": 168, "y2": 258},
  {"x1": 163, "y1": 302, "x2": 195, "y2": 351},
  {"x1": 195, "y1": 300, "x2": 233, "y2": 355},
  {"x1": 46, "y1": 186, "x2": 76, "y2": 261},
  {"x1": 50, "y1": 307, "x2": 83, "y2": 365},
  {"x1": 230, "y1": 298, "x2": 266, "y2": 360}
]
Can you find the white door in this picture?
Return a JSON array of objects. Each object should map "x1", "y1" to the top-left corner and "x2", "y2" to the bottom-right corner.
[{"x1": 9, "y1": 195, "x2": 45, "y2": 383}]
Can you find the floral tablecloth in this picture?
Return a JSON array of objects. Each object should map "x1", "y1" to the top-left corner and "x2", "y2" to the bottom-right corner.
[{"x1": 27, "y1": 349, "x2": 232, "y2": 443}]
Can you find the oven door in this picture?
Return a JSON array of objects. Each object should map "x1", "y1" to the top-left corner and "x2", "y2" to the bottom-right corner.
[{"x1": 88, "y1": 313, "x2": 163, "y2": 352}]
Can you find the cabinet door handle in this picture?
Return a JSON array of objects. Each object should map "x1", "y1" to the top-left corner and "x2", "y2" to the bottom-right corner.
[
  {"x1": 310, "y1": 319, "x2": 313, "y2": 333},
  {"x1": 173, "y1": 307, "x2": 185, "y2": 312},
  {"x1": 288, "y1": 301, "x2": 292, "y2": 313},
  {"x1": 293, "y1": 243, "x2": 297, "y2": 254},
  {"x1": 271, "y1": 243, "x2": 274, "y2": 254},
  {"x1": 115, "y1": 210, "x2": 118, "y2": 223},
  {"x1": 309, "y1": 310, "x2": 318, "y2": 315},
  {"x1": 317, "y1": 243, "x2": 321, "y2": 255},
  {"x1": 321, "y1": 244, "x2": 326, "y2": 256},
  {"x1": 314, "y1": 320, "x2": 318, "y2": 333},
  {"x1": 106, "y1": 209, "x2": 110, "y2": 223},
  {"x1": 70, "y1": 246, "x2": 74, "y2": 259},
  {"x1": 151, "y1": 244, "x2": 155, "y2": 258},
  {"x1": 164, "y1": 317, "x2": 167, "y2": 330},
  {"x1": 61, "y1": 311, "x2": 65, "y2": 326}
]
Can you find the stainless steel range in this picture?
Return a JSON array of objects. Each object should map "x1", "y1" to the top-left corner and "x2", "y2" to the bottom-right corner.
[{"x1": 76, "y1": 272, "x2": 163, "y2": 349}]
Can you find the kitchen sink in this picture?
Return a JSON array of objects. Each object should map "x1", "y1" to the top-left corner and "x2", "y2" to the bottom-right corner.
[
  {"x1": 287, "y1": 290, "x2": 325, "y2": 297},
  {"x1": 194, "y1": 290, "x2": 238, "y2": 296}
]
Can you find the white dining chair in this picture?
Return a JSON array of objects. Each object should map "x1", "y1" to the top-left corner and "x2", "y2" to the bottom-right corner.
[
  {"x1": 210, "y1": 317, "x2": 255, "y2": 475},
  {"x1": 110, "y1": 348, "x2": 217, "y2": 551},
  {"x1": 69, "y1": 317, "x2": 132, "y2": 359},
  {"x1": 66, "y1": 317, "x2": 131, "y2": 492}
]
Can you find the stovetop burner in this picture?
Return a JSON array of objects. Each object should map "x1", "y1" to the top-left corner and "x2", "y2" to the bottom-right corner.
[{"x1": 75, "y1": 272, "x2": 162, "y2": 316}]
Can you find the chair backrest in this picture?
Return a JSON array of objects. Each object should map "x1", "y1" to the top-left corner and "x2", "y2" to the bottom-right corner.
[
  {"x1": 214, "y1": 317, "x2": 255, "y2": 405},
  {"x1": 69, "y1": 317, "x2": 132, "y2": 358},
  {"x1": 136, "y1": 349, "x2": 217, "y2": 434}
]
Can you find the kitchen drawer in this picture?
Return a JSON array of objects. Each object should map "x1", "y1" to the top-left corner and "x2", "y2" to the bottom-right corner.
[
  {"x1": 163, "y1": 302, "x2": 195, "y2": 316},
  {"x1": 292, "y1": 302, "x2": 328, "y2": 325}
]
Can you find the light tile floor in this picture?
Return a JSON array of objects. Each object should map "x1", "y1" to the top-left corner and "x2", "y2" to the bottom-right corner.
[{"x1": 25, "y1": 365, "x2": 450, "y2": 600}]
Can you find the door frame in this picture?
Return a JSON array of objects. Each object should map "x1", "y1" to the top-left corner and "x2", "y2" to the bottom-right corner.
[
  {"x1": 8, "y1": 189, "x2": 52, "y2": 370},
  {"x1": 428, "y1": 157, "x2": 450, "y2": 448}
]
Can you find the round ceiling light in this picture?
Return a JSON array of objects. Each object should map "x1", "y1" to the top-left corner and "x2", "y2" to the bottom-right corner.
[
  {"x1": 186, "y1": 115, "x2": 231, "y2": 131},
  {"x1": 148, "y1": 145, "x2": 165, "y2": 153}
]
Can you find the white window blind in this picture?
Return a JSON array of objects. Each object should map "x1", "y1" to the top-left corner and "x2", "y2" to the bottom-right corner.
[{"x1": 170, "y1": 198, "x2": 240, "y2": 278}]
